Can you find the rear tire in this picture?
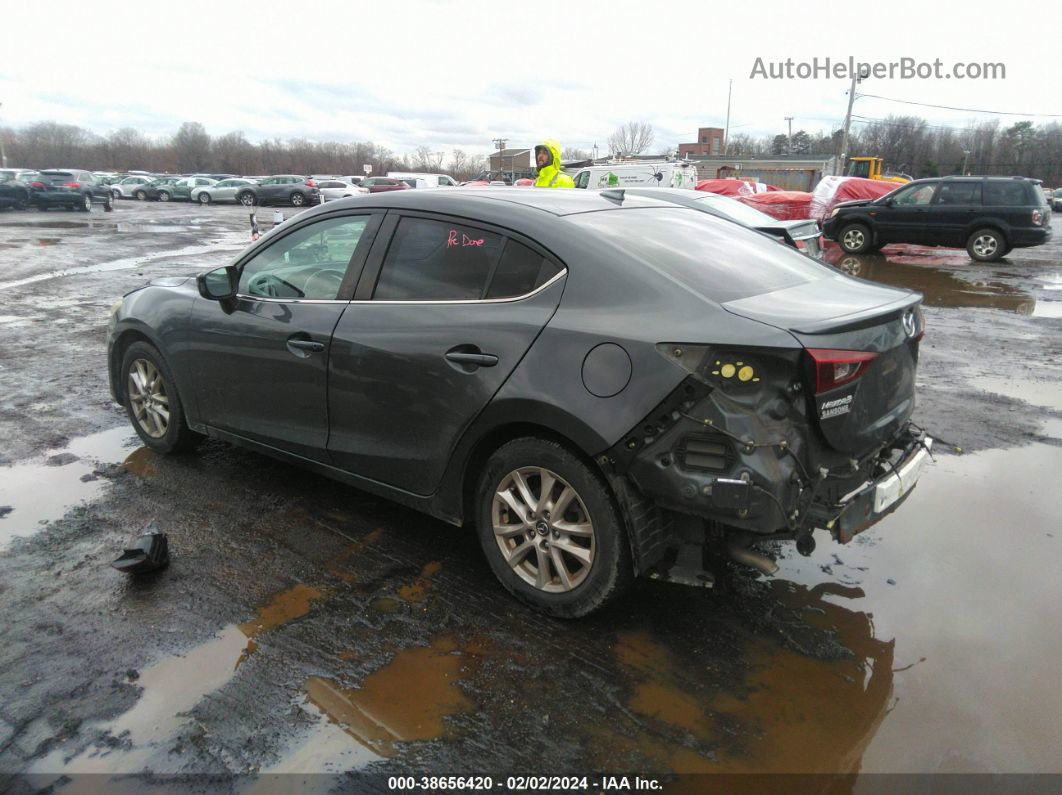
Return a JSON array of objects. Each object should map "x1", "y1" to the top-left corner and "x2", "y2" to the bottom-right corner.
[
  {"x1": 135, "y1": 190, "x2": 147, "y2": 201},
  {"x1": 79, "y1": 193, "x2": 92, "y2": 212},
  {"x1": 475, "y1": 437, "x2": 633, "y2": 618},
  {"x1": 838, "y1": 223, "x2": 872, "y2": 254},
  {"x1": 290, "y1": 192, "x2": 305, "y2": 207},
  {"x1": 967, "y1": 228, "x2": 1005, "y2": 262},
  {"x1": 120, "y1": 341, "x2": 201, "y2": 454},
  {"x1": 239, "y1": 192, "x2": 256, "y2": 206},
  {"x1": 158, "y1": 191, "x2": 171, "y2": 202},
  {"x1": 104, "y1": 193, "x2": 114, "y2": 212}
]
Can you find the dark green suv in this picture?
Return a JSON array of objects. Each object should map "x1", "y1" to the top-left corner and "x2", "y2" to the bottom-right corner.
[{"x1": 823, "y1": 176, "x2": 1052, "y2": 262}]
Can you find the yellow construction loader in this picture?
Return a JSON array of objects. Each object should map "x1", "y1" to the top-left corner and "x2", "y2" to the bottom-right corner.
[{"x1": 846, "y1": 157, "x2": 910, "y2": 184}]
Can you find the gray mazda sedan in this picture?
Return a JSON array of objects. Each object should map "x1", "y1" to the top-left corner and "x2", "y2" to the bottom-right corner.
[{"x1": 108, "y1": 188, "x2": 931, "y2": 617}]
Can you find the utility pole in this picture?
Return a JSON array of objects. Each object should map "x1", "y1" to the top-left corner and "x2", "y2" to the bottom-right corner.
[
  {"x1": 784, "y1": 116, "x2": 794, "y2": 154},
  {"x1": 961, "y1": 149, "x2": 970, "y2": 175},
  {"x1": 491, "y1": 138, "x2": 506, "y2": 180},
  {"x1": 723, "y1": 79, "x2": 732, "y2": 155},
  {"x1": 837, "y1": 66, "x2": 867, "y2": 176}
]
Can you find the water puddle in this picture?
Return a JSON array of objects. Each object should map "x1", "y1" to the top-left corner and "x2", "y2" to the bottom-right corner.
[
  {"x1": 30, "y1": 582, "x2": 328, "y2": 774},
  {"x1": 397, "y1": 560, "x2": 442, "y2": 602},
  {"x1": 1, "y1": 220, "x2": 203, "y2": 233},
  {"x1": 827, "y1": 251, "x2": 1036, "y2": 314},
  {"x1": 258, "y1": 698, "x2": 382, "y2": 774},
  {"x1": 0, "y1": 427, "x2": 145, "y2": 549},
  {"x1": 304, "y1": 633, "x2": 482, "y2": 757},
  {"x1": 774, "y1": 444, "x2": 1062, "y2": 773}
]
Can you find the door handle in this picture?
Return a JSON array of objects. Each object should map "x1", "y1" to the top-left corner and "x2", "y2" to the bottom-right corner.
[
  {"x1": 445, "y1": 351, "x2": 498, "y2": 367},
  {"x1": 288, "y1": 339, "x2": 324, "y2": 352}
]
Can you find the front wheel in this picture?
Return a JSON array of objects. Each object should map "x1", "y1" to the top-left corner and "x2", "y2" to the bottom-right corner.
[
  {"x1": 475, "y1": 437, "x2": 633, "y2": 618},
  {"x1": 967, "y1": 228, "x2": 1005, "y2": 262},
  {"x1": 838, "y1": 223, "x2": 872, "y2": 254},
  {"x1": 135, "y1": 190, "x2": 147, "y2": 201},
  {"x1": 198, "y1": 192, "x2": 211, "y2": 204},
  {"x1": 238, "y1": 192, "x2": 256, "y2": 206},
  {"x1": 121, "y1": 341, "x2": 201, "y2": 454},
  {"x1": 158, "y1": 191, "x2": 171, "y2": 202}
]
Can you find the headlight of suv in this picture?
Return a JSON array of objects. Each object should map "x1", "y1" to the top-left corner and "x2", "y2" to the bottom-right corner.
[{"x1": 830, "y1": 208, "x2": 840, "y2": 218}]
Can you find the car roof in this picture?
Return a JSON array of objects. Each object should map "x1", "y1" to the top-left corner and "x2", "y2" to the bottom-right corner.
[{"x1": 307, "y1": 186, "x2": 680, "y2": 217}]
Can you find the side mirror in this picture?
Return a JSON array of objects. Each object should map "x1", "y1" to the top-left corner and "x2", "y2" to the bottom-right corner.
[
  {"x1": 197, "y1": 265, "x2": 238, "y2": 301},
  {"x1": 883, "y1": 197, "x2": 895, "y2": 207}
]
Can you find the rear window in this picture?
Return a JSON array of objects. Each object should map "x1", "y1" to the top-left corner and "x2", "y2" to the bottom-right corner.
[
  {"x1": 374, "y1": 217, "x2": 504, "y2": 300},
  {"x1": 41, "y1": 171, "x2": 74, "y2": 180},
  {"x1": 983, "y1": 181, "x2": 1031, "y2": 206},
  {"x1": 935, "y1": 181, "x2": 982, "y2": 206},
  {"x1": 568, "y1": 208, "x2": 833, "y2": 303}
]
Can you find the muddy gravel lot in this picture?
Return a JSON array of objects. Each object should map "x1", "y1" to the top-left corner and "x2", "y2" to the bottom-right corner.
[{"x1": 0, "y1": 200, "x2": 1060, "y2": 791}]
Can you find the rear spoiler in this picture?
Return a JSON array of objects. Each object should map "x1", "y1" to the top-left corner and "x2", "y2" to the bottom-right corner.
[{"x1": 790, "y1": 293, "x2": 921, "y2": 335}]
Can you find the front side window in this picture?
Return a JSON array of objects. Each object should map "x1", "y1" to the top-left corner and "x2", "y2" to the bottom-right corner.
[
  {"x1": 373, "y1": 217, "x2": 503, "y2": 301},
  {"x1": 574, "y1": 171, "x2": 590, "y2": 189},
  {"x1": 893, "y1": 182, "x2": 938, "y2": 206},
  {"x1": 238, "y1": 215, "x2": 369, "y2": 300}
]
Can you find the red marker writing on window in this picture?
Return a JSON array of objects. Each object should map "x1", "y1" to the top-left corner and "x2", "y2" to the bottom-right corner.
[{"x1": 447, "y1": 229, "x2": 484, "y2": 248}]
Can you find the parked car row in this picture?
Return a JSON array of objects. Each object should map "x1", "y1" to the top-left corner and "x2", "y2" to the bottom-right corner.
[{"x1": 0, "y1": 168, "x2": 115, "y2": 212}]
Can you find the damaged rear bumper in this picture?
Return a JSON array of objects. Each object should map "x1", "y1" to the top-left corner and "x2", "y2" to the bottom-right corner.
[{"x1": 821, "y1": 432, "x2": 933, "y2": 543}]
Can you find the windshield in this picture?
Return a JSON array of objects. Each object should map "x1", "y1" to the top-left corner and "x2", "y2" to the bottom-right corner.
[
  {"x1": 695, "y1": 195, "x2": 777, "y2": 226},
  {"x1": 569, "y1": 208, "x2": 833, "y2": 303}
]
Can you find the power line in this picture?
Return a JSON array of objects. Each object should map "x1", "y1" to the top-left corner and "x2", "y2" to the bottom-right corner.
[{"x1": 856, "y1": 93, "x2": 1062, "y2": 118}]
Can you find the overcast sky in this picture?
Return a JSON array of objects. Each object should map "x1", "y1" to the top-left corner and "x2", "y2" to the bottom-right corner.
[{"x1": 4, "y1": 0, "x2": 1059, "y2": 157}]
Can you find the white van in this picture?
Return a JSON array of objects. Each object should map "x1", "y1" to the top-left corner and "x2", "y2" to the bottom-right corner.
[
  {"x1": 386, "y1": 172, "x2": 459, "y2": 188},
  {"x1": 569, "y1": 161, "x2": 698, "y2": 190}
]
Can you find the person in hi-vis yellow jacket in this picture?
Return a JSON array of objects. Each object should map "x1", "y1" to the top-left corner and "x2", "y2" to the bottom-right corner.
[{"x1": 533, "y1": 140, "x2": 575, "y2": 188}]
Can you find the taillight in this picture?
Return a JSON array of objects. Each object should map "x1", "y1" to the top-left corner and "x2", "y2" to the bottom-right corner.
[
  {"x1": 1032, "y1": 209, "x2": 1042, "y2": 225},
  {"x1": 807, "y1": 349, "x2": 878, "y2": 393},
  {"x1": 64, "y1": 182, "x2": 81, "y2": 189},
  {"x1": 794, "y1": 239, "x2": 807, "y2": 250},
  {"x1": 305, "y1": 179, "x2": 315, "y2": 187},
  {"x1": 31, "y1": 181, "x2": 44, "y2": 188}
]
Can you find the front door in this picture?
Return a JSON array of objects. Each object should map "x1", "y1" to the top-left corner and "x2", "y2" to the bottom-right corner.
[
  {"x1": 875, "y1": 181, "x2": 939, "y2": 244},
  {"x1": 186, "y1": 212, "x2": 379, "y2": 460},
  {"x1": 327, "y1": 214, "x2": 565, "y2": 493}
]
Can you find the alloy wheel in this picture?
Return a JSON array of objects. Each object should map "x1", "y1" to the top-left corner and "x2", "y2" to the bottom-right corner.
[
  {"x1": 127, "y1": 358, "x2": 170, "y2": 438},
  {"x1": 159, "y1": 192, "x2": 170, "y2": 202},
  {"x1": 973, "y1": 235, "x2": 997, "y2": 258},
  {"x1": 842, "y1": 228, "x2": 865, "y2": 250},
  {"x1": 291, "y1": 193, "x2": 304, "y2": 206},
  {"x1": 491, "y1": 467, "x2": 595, "y2": 593}
]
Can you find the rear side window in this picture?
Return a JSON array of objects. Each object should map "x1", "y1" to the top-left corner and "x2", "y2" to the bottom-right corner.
[
  {"x1": 374, "y1": 217, "x2": 503, "y2": 301},
  {"x1": 936, "y1": 182, "x2": 982, "y2": 206},
  {"x1": 486, "y1": 240, "x2": 561, "y2": 299},
  {"x1": 569, "y1": 208, "x2": 833, "y2": 303},
  {"x1": 983, "y1": 181, "x2": 1029, "y2": 206}
]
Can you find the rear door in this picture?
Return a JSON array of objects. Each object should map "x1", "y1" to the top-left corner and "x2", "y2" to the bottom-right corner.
[
  {"x1": 186, "y1": 211, "x2": 383, "y2": 460},
  {"x1": 929, "y1": 180, "x2": 982, "y2": 246},
  {"x1": 327, "y1": 212, "x2": 565, "y2": 493}
]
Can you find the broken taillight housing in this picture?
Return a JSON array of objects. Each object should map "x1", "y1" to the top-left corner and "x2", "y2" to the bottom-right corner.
[
  {"x1": 1032, "y1": 209, "x2": 1043, "y2": 225},
  {"x1": 806, "y1": 349, "x2": 878, "y2": 393}
]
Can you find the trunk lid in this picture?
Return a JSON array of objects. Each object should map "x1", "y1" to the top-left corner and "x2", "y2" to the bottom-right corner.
[{"x1": 724, "y1": 275, "x2": 922, "y2": 454}]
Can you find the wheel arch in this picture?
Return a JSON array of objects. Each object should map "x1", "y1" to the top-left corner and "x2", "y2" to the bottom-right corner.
[{"x1": 964, "y1": 221, "x2": 1009, "y2": 247}]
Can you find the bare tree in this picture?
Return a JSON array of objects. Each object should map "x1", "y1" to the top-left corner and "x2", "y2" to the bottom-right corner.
[
  {"x1": 447, "y1": 149, "x2": 485, "y2": 181},
  {"x1": 411, "y1": 145, "x2": 444, "y2": 172},
  {"x1": 607, "y1": 121, "x2": 654, "y2": 157},
  {"x1": 172, "y1": 122, "x2": 211, "y2": 172},
  {"x1": 562, "y1": 146, "x2": 590, "y2": 161}
]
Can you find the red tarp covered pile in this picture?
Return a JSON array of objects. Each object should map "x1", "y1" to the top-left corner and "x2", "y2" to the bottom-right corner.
[
  {"x1": 695, "y1": 179, "x2": 779, "y2": 197},
  {"x1": 810, "y1": 176, "x2": 896, "y2": 221},
  {"x1": 735, "y1": 190, "x2": 813, "y2": 221}
]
